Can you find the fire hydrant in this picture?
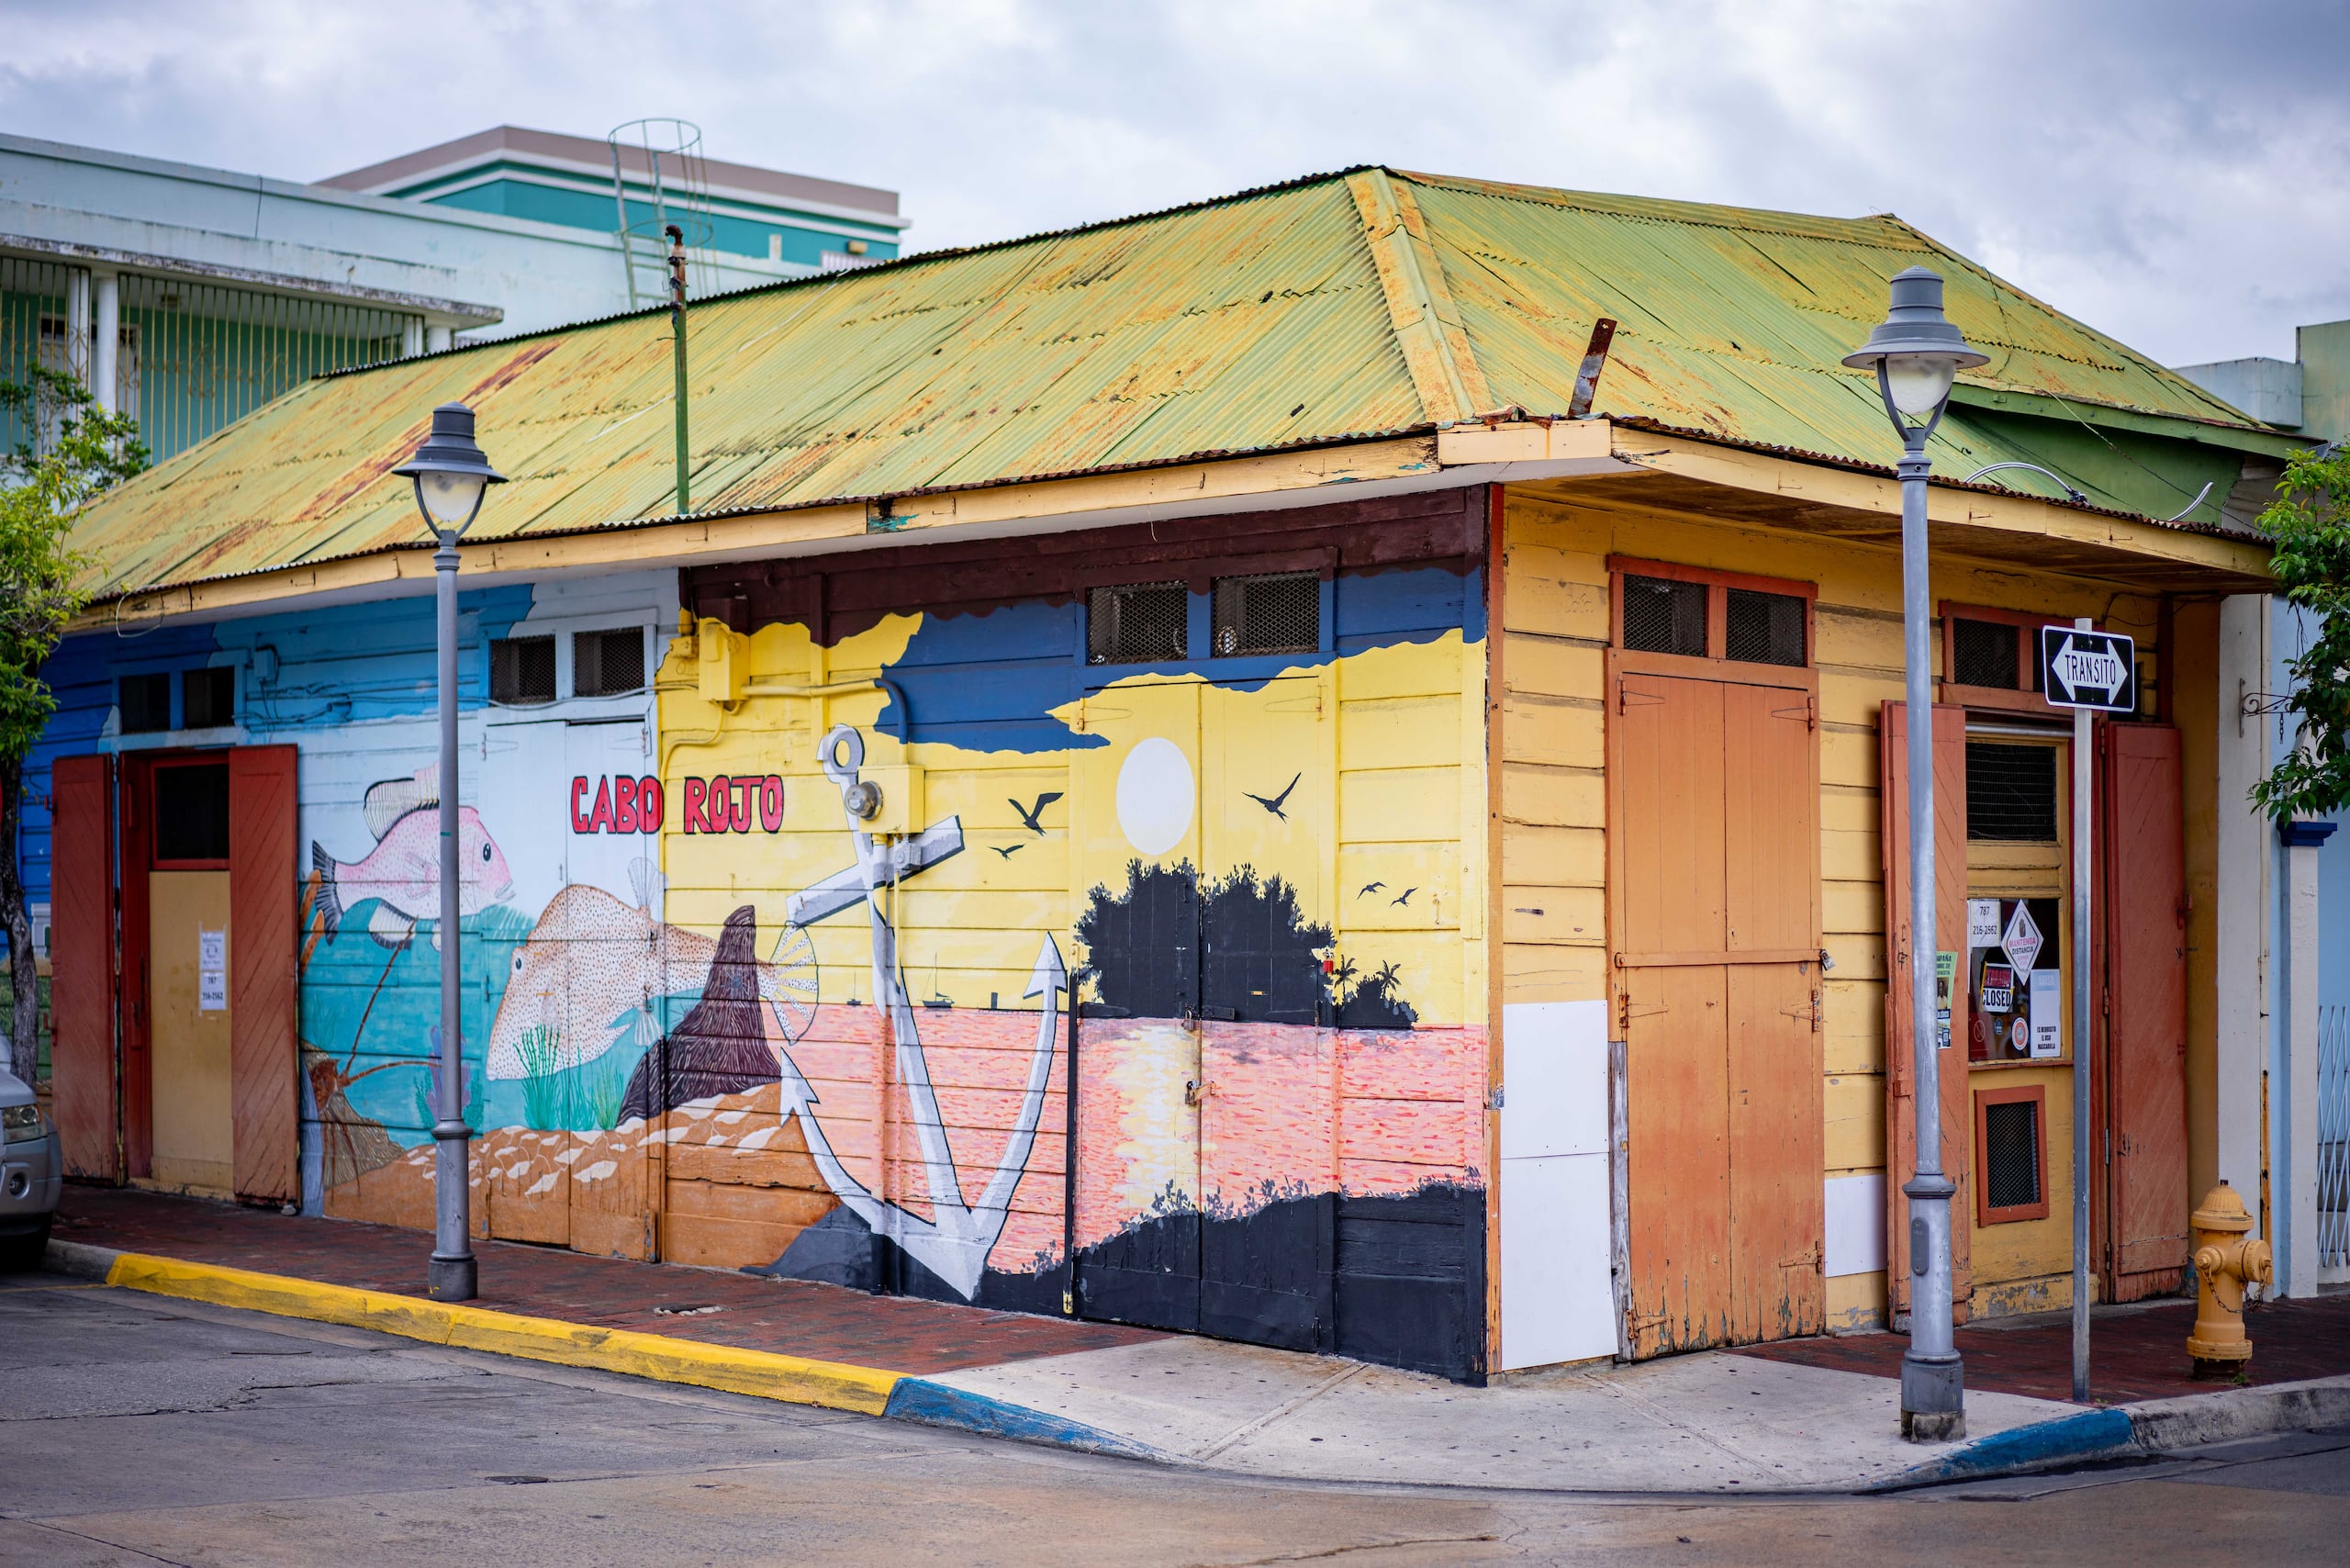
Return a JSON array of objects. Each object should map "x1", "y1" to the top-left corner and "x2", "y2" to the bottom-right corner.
[{"x1": 2187, "y1": 1181, "x2": 2272, "y2": 1379}]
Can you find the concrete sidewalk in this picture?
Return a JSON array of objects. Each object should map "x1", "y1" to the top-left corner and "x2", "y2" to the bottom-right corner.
[{"x1": 42, "y1": 1188, "x2": 2350, "y2": 1494}]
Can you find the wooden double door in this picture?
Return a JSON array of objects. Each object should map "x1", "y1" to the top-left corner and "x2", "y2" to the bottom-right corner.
[{"x1": 1611, "y1": 655, "x2": 1824, "y2": 1358}]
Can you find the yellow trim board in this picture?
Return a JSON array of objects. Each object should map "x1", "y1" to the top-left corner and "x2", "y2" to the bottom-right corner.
[{"x1": 102, "y1": 1250, "x2": 900, "y2": 1416}]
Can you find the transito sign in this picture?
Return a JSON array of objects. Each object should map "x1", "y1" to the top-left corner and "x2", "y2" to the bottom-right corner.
[{"x1": 2040, "y1": 626, "x2": 2137, "y2": 712}]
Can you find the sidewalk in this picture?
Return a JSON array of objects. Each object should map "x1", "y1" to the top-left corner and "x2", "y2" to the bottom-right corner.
[{"x1": 45, "y1": 1188, "x2": 2350, "y2": 1494}]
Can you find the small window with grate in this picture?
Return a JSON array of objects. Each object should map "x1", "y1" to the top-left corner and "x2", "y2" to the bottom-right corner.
[
  {"x1": 1953, "y1": 617, "x2": 2020, "y2": 689},
  {"x1": 1212, "y1": 571, "x2": 1318, "y2": 657},
  {"x1": 573, "y1": 627, "x2": 645, "y2": 697},
  {"x1": 1966, "y1": 743, "x2": 2058, "y2": 841},
  {"x1": 491, "y1": 634, "x2": 557, "y2": 706},
  {"x1": 153, "y1": 760, "x2": 230, "y2": 864},
  {"x1": 1977, "y1": 1090, "x2": 2048, "y2": 1223},
  {"x1": 1621, "y1": 574, "x2": 1707, "y2": 657},
  {"x1": 1724, "y1": 588, "x2": 1807, "y2": 666},
  {"x1": 119, "y1": 672, "x2": 173, "y2": 734},
  {"x1": 182, "y1": 666, "x2": 235, "y2": 729},
  {"x1": 1088, "y1": 581, "x2": 1189, "y2": 665}
]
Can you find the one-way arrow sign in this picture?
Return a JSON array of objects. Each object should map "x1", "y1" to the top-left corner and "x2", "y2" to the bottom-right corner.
[{"x1": 2040, "y1": 626, "x2": 2137, "y2": 712}]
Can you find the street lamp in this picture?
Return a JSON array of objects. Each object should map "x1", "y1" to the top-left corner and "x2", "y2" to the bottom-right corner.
[
  {"x1": 1842, "y1": 268, "x2": 1986, "y2": 1443},
  {"x1": 392, "y1": 402, "x2": 505, "y2": 1303}
]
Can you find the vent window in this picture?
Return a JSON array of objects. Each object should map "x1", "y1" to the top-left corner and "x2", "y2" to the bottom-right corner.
[
  {"x1": 119, "y1": 672, "x2": 173, "y2": 734},
  {"x1": 1953, "y1": 617, "x2": 2020, "y2": 689},
  {"x1": 1088, "y1": 581, "x2": 1188, "y2": 665},
  {"x1": 1723, "y1": 588, "x2": 1806, "y2": 666},
  {"x1": 1212, "y1": 571, "x2": 1318, "y2": 657},
  {"x1": 182, "y1": 666, "x2": 234, "y2": 729},
  {"x1": 1966, "y1": 743, "x2": 2058, "y2": 841},
  {"x1": 573, "y1": 628, "x2": 644, "y2": 697},
  {"x1": 1980, "y1": 1094, "x2": 2046, "y2": 1220},
  {"x1": 491, "y1": 634, "x2": 556, "y2": 706},
  {"x1": 153, "y1": 761, "x2": 229, "y2": 863},
  {"x1": 1621, "y1": 574, "x2": 1707, "y2": 657}
]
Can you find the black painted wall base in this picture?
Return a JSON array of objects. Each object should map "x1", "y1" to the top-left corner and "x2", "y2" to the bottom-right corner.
[{"x1": 752, "y1": 1182, "x2": 1488, "y2": 1383}]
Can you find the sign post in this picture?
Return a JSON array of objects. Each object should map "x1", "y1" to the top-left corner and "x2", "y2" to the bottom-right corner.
[{"x1": 2041, "y1": 619, "x2": 2137, "y2": 1403}]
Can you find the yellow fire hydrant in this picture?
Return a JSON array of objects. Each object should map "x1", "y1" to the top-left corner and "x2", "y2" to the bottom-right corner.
[{"x1": 2187, "y1": 1181, "x2": 2273, "y2": 1378}]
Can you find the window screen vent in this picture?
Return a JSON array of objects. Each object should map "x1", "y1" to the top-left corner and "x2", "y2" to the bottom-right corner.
[
  {"x1": 154, "y1": 761, "x2": 229, "y2": 862},
  {"x1": 1088, "y1": 581, "x2": 1188, "y2": 665},
  {"x1": 119, "y1": 672, "x2": 173, "y2": 734},
  {"x1": 182, "y1": 666, "x2": 234, "y2": 729},
  {"x1": 1621, "y1": 574, "x2": 1707, "y2": 657},
  {"x1": 492, "y1": 635, "x2": 556, "y2": 706},
  {"x1": 1983, "y1": 1098, "x2": 2043, "y2": 1212},
  {"x1": 1212, "y1": 571, "x2": 1318, "y2": 657},
  {"x1": 1967, "y1": 743, "x2": 2058, "y2": 841},
  {"x1": 1724, "y1": 588, "x2": 1806, "y2": 666},
  {"x1": 573, "y1": 628, "x2": 644, "y2": 697},
  {"x1": 1953, "y1": 617, "x2": 2020, "y2": 689}
]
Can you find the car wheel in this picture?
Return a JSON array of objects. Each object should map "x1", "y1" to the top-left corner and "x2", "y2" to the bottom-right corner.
[{"x1": 0, "y1": 1216, "x2": 52, "y2": 1271}]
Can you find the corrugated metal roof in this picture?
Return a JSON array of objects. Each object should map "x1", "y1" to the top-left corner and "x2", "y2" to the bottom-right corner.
[{"x1": 70, "y1": 166, "x2": 2281, "y2": 603}]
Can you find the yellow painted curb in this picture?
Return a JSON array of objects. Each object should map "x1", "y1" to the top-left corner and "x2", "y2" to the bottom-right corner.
[{"x1": 102, "y1": 1251, "x2": 901, "y2": 1416}]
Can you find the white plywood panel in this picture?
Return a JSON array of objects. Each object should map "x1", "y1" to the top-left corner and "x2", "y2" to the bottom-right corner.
[
  {"x1": 1499, "y1": 1151, "x2": 1617, "y2": 1370},
  {"x1": 1500, "y1": 999, "x2": 1607, "y2": 1159},
  {"x1": 1824, "y1": 1172, "x2": 1887, "y2": 1277}
]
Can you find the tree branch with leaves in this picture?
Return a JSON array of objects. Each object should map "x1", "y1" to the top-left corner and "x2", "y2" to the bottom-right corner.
[
  {"x1": 2253, "y1": 442, "x2": 2350, "y2": 823},
  {"x1": 1, "y1": 366, "x2": 148, "y2": 1084}
]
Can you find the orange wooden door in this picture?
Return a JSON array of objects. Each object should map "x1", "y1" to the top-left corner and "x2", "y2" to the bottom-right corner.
[
  {"x1": 1878, "y1": 701, "x2": 1972, "y2": 1322},
  {"x1": 228, "y1": 746, "x2": 300, "y2": 1204},
  {"x1": 1616, "y1": 666, "x2": 1821, "y2": 1358},
  {"x1": 48, "y1": 755, "x2": 118, "y2": 1182},
  {"x1": 2098, "y1": 722, "x2": 2189, "y2": 1301}
]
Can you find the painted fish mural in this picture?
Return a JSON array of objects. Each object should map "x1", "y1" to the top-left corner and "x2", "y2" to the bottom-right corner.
[{"x1": 311, "y1": 767, "x2": 515, "y2": 948}]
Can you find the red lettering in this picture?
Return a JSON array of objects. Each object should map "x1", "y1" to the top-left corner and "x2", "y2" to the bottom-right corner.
[
  {"x1": 588, "y1": 777, "x2": 615, "y2": 834},
  {"x1": 734, "y1": 778, "x2": 755, "y2": 833},
  {"x1": 613, "y1": 775, "x2": 639, "y2": 834},
  {"x1": 710, "y1": 777, "x2": 733, "y2": 834},
  {"x1": 681, "y1": 776, "x2": 705, "y2": 833},
  {"x1": 637, "y1": 778, "x2": 664, "y2": 833},
  {"x1": 572, "y1": 776, "x2": 592, "y2": 833},
  {"x1": 759, "y1": 774, "x2": 784, "y2": 832}
]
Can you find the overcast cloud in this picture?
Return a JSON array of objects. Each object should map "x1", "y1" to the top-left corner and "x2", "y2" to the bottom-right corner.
[{"x1": 5, "y1": 0, "x2": 2344, "y2": 367}]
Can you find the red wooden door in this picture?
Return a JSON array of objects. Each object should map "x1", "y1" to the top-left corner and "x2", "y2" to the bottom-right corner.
[
  {"x1": 229, "y1": 745, "x2": 300, "y2": 1204},
  {"x1": 48, "y1": 755, "x2": 118, "y2": 1182},
  {"x1": 2098, "y1": 723, "x2": 2188, "y2": 1301},
  {"x1": 1616, "y1": 665, "x2": 1821, "y2": 1358},
  {"x1": 1879, "y1": 701, "x2": 1972, "y2": 1321}
]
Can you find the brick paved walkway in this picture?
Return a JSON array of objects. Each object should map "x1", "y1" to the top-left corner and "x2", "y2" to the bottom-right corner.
[
  {"x1": 1731, "y1": 1292, "x2": 2350, "y2": 1404},
  {"x1": 54, "y1": 1186, "x2": 1157, "y2": 1377}
]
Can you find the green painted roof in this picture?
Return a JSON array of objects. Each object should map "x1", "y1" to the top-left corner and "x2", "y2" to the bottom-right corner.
[{"x1": 72, "y1": 166, "x2": 2288, "y2": 601}]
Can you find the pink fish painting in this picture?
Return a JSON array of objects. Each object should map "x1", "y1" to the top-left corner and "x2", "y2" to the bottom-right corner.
[{"x1": 312, "y1": 773, "x2": 514, "y2": 949}]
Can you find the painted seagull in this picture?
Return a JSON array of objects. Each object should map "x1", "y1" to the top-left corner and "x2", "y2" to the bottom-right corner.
[
  {"x1": 1391, "y1": 887, "x2": 1417, "y2": 906},
  {"x1": 991, "y1": 844, "x2": 1024, "y2": 858},
  {"x1": 1009, "y1": 791, "x2": 1063, "y2": 834},
  {"x1": 1358, "y1": 881, "x2": 1384, "y2": 898},
  {"x1": 1245, "y1": 772, "x2": 1303, "y2": 820}
]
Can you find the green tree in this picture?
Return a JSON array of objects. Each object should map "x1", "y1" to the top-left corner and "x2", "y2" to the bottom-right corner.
[
  {"x1": 2254, "y1": 442, "x2": 2350, "y2": 822},
  {"x1": 1, "y1": 367, "x2": 147, "y2": 1085}
]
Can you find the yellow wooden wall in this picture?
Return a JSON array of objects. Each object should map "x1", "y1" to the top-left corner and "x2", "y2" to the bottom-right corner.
[{"x1": 1496, "y1": 487, "x2": 2172, "y2": 1329}]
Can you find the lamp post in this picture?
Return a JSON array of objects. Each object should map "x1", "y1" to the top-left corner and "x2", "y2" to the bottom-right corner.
[
  {"x1": 1842, "y1": 268, "x2": 1987, "y2": 1442},
  {"x1": 392, "y1": 403, "x2": 506, "y2": 1303}
]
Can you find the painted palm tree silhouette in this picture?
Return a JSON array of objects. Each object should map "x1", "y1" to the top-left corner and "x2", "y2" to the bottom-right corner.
[{"x1": 1245, "y1": 772, "x2": 1303, "y2": 820}]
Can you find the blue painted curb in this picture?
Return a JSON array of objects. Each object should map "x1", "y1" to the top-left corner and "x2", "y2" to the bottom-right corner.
[
  {"x1": 1884, "y1": 1406, "x2": 2139, "y2": 1488},
  {"x1": 884, "y1": 1377, "x2": 1170, "y2": 1462}
]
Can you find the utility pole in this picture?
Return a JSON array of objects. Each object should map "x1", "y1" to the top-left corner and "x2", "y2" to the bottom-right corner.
[{"x1": 668, "y1": 222, "x2": 690, "y2": 514}]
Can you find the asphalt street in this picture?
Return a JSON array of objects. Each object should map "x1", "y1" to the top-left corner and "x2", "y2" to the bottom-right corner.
[{"x1": 4, "y1": 1267, "x2": 2345, "y2": 1567}]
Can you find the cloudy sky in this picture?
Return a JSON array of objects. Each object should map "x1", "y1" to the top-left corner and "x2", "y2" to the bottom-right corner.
[{"x1": 6, "y1": 0, "x2": 2344, "y2": 367}]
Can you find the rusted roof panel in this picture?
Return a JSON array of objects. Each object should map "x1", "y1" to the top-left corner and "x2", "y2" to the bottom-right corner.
[{"x1": 71, "y1": 166, "x2": 2281, "y2": 602}]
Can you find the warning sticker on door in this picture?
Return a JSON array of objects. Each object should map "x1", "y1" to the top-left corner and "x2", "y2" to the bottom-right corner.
[
  {"x1": 2030, "y1": 969, "x2": 2062, "y2": 1057},
  {"x1": 1980, "y1": 962, "x2": 2015, "y2": 1014},
  {"x1": 198, "y1": 928, "x2": 227, "y2": 1012},
  {"x1": 2001, "y1": 903, "x2": 2044, "y2": 974}
]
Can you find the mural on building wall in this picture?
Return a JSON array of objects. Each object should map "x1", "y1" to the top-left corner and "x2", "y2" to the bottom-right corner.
[{"x1": 28, "y1": 560, "x2": 1492, "y2": 1374}]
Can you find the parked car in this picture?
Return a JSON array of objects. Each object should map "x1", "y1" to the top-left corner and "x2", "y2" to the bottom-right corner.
[{"x1": 1, "y1": 1065, "x2": 61, "y2": 1269}]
